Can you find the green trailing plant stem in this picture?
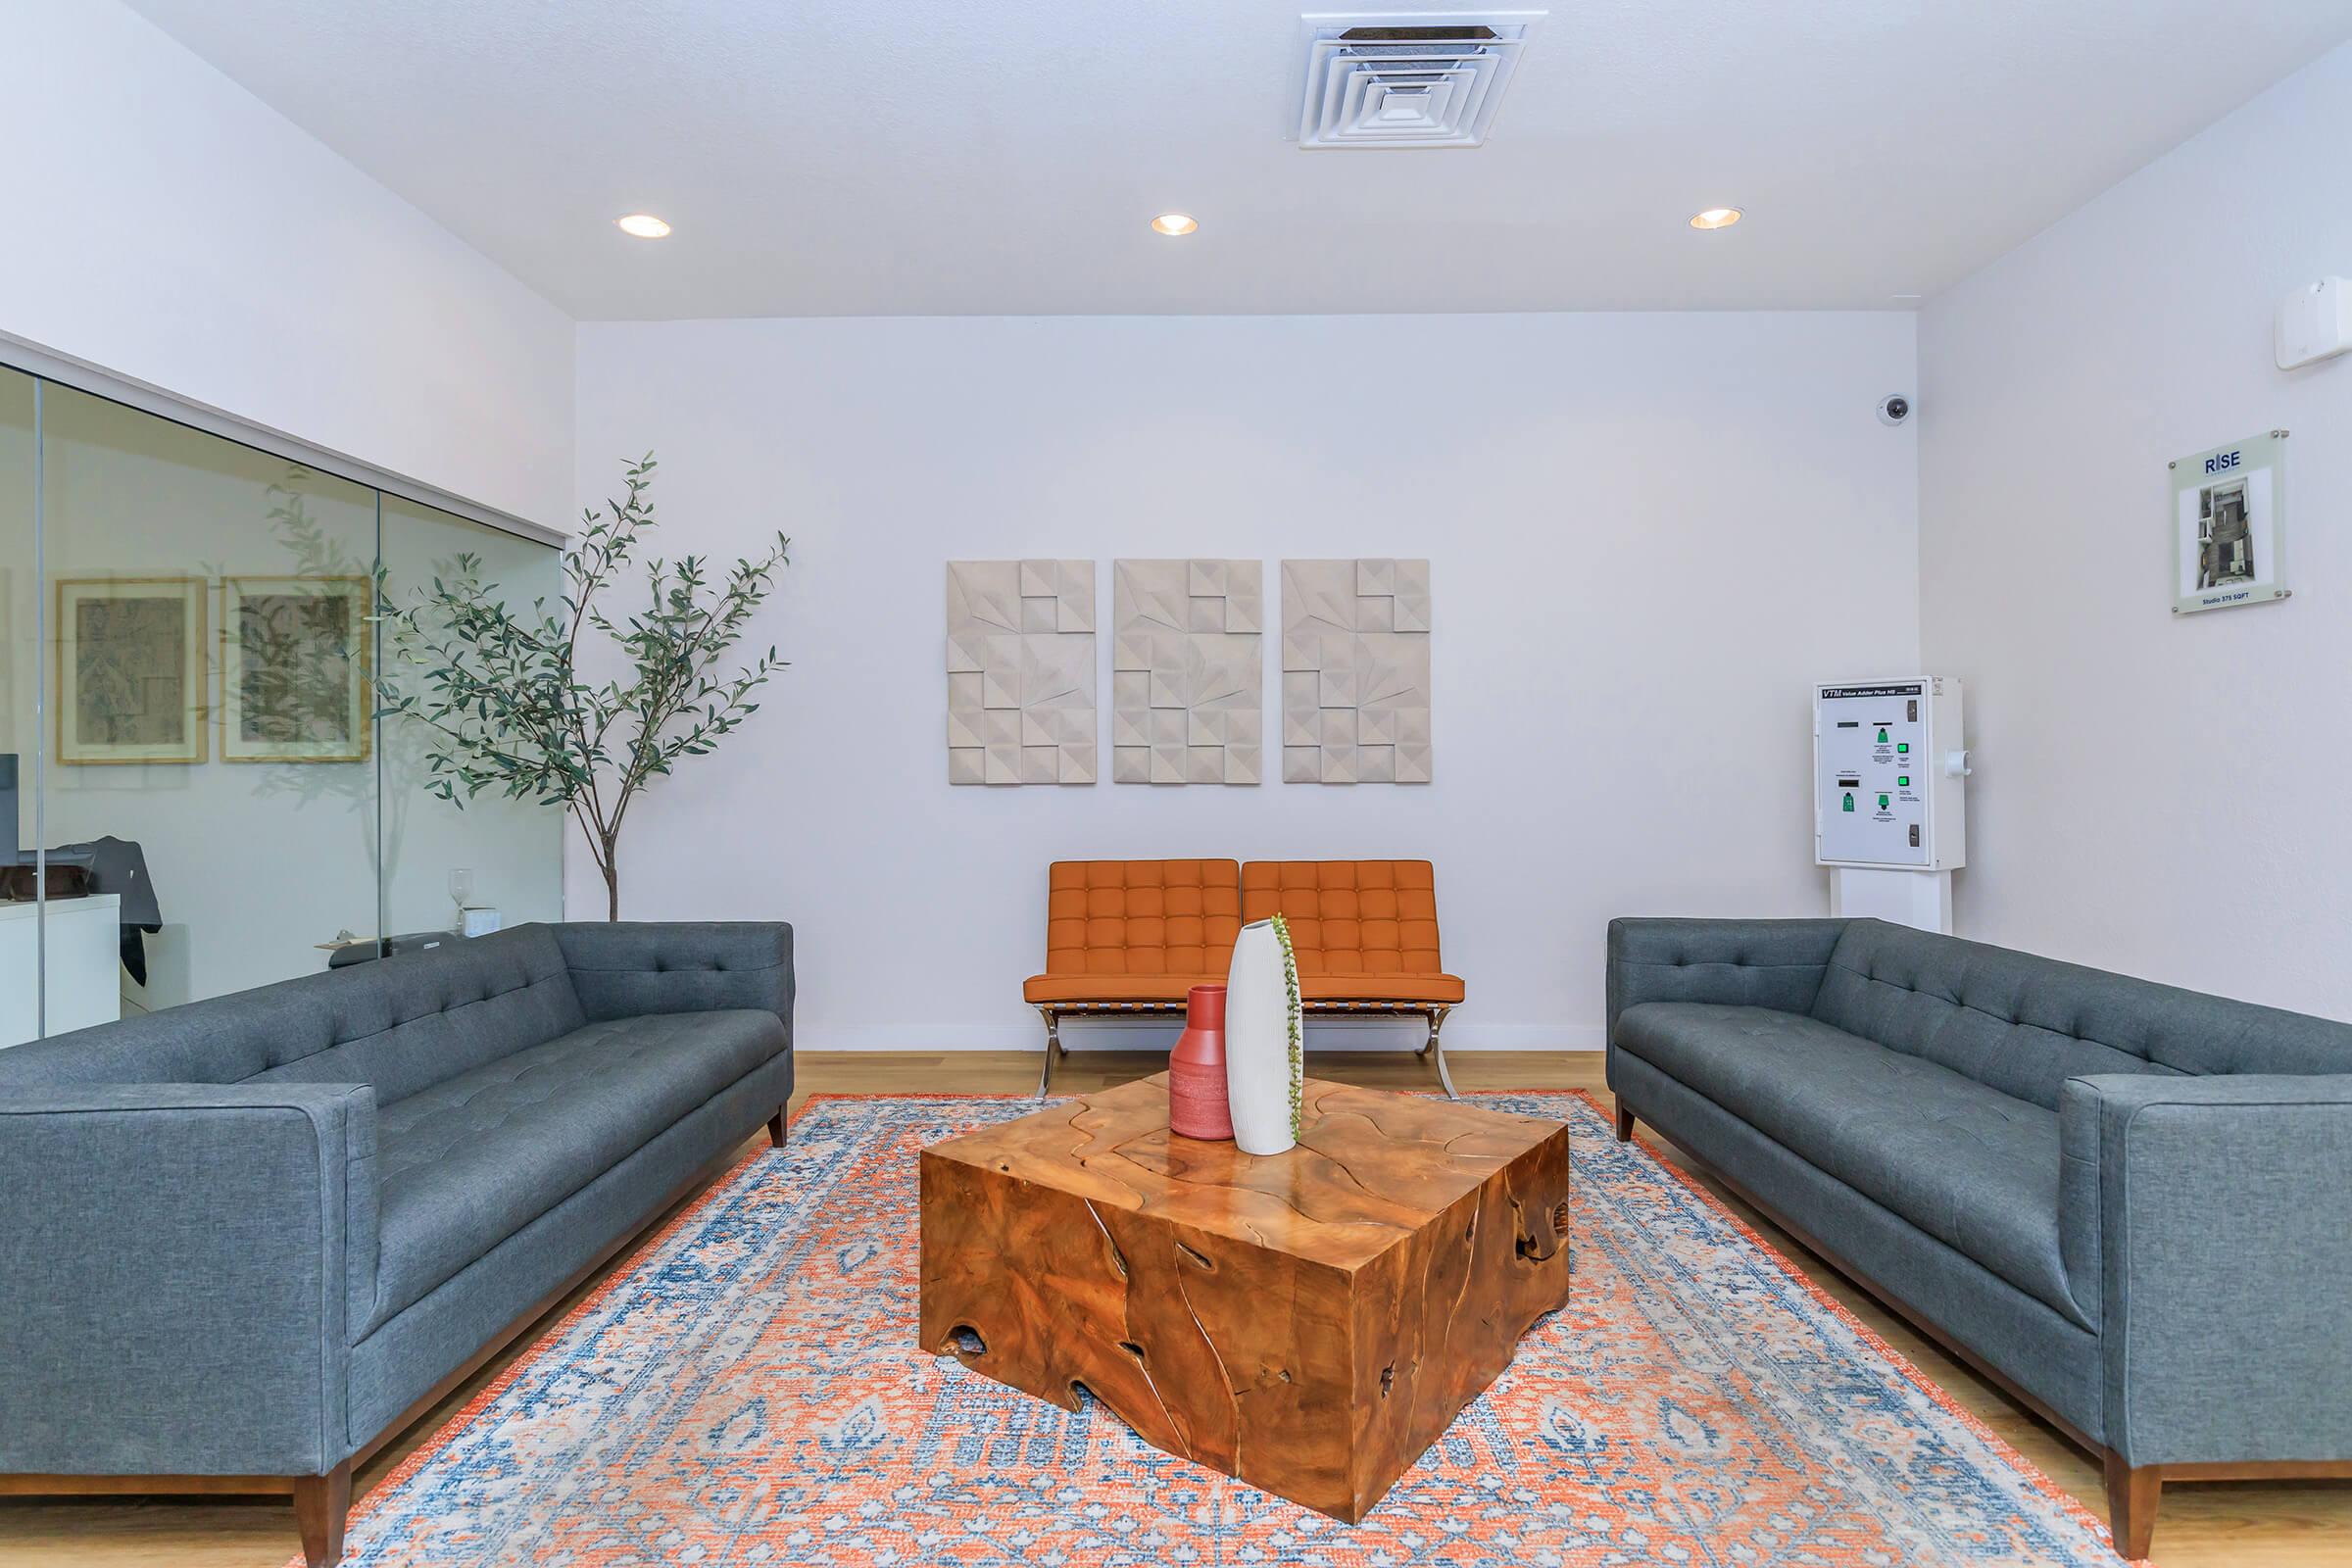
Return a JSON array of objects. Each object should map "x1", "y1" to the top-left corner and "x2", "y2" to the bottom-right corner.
[
  {"x1": 1270, "y1": 911, "x2": 1304, "y2": 1139},
  {"x1": 373, "y1": 453, "x2": 790, "y2": 920}
]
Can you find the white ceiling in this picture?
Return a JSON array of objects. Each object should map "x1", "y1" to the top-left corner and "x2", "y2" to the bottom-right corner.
[{"x1": 124, "y1": 0, "x2": 2352, "y2": 319}]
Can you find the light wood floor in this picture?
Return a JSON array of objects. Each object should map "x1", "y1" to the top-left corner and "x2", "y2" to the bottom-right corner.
[{"x1": 4, "y1": 1050, "x2": 2345, "y2": 1566}]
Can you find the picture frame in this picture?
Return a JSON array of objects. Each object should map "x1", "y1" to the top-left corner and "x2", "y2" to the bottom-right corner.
[
  {"x1": 220, "y1": 574, "x2": 373, "y2": 764},
  {"x1": 2172, "y1": 431, "x2": 2289, "y2": 615},
  {"x1": 54, "y1": 576, "x2": 210, "y2": 766}
]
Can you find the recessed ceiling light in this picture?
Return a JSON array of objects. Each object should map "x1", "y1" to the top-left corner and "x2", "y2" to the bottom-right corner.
[
  {"x1": 1689, "y1": 207, "x2": 1741, "y2": 230},
  {"x1": 616, "y1": 214, "x2": 672, "y2": 239},
  {"x1": 1151, "y1": 213, "x2": 1199, "y2": 237}
]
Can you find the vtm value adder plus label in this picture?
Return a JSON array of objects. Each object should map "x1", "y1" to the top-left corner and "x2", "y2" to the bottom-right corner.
[{"x1": 1816, "y1": 681, "x2": 1934, "y2": 868}]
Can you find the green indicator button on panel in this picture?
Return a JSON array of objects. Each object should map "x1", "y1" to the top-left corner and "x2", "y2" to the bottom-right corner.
[
  {"x1": 1842, "y1": 793, "x2": 1855, "y2": 812},
  {"x1": 1898, "y1": 775, "x2": 1910, "y2": 787},
  {"x1": 1897, "y1": 743, "x2": 1910, "y2": 754},
  {"x1": 1879, "y1": 794, "x2": 1890, "y2": 808},
  {"x1": 1877, "y1": 728, "x2": 1888, "y2": 743}
]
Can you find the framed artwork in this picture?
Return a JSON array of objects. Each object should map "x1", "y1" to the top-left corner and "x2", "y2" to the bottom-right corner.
[
  {"x1": 54, "y1": 577, "x2": 210, "y2": 766},
  {"x1": 220, "y1": 575, "x2": 373, "y2": 764},
  {"x1": 2172, "y1": 431, "x2": 2289, "y2": 615}
]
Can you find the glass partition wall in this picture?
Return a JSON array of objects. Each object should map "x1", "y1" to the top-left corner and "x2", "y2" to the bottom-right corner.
[
  {"x1": 0, "y1": 369, "x2": 35, "y2": 1042},
  {"x1": 0, "y1": 368, "x2": 563, "y2": 1044},
  {"x1": 376, "y1": 495, "x2": 567, "y2": 944}
]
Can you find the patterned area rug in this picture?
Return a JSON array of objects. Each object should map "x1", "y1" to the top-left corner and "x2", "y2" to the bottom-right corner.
[{"x1": 318, "y1": 1092, "x2": 2138, "y2": 1566}]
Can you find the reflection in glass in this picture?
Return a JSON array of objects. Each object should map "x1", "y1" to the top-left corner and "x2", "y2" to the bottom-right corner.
[
  {"x1": 377, "y1": 494, "x2": 564, "y2": 948},
  {"x1": 0, "y1": 369, "x2": 564, "y2": 1043},
  {"x1": 38, "y1": 384, "x2": 382, "y2": 1014}
]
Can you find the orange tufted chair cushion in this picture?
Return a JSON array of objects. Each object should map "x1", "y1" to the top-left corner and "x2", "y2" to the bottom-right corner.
[
  {"x1": 1023, "y1": 859, "x2": 1242, "y2": 1004},
  {"x1": 1022, "y1": 858, "x2": 1461, "y2": 1007},
  {"x1": 1238, "y1": 860, "x2": 1463, "y2": 1004}
]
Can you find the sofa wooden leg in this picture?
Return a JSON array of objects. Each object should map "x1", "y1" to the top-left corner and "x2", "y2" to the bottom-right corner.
[
  {"x1": 1614, "y1": 1102, "x2": 1636, "y2": 1143},
  {"x1": 767, "y1": 1108, "x2": 788, "y2": 1149},
  {"x1": 2103, "y1": 1449, "x2": 2160, "y2": 1559},
  {"x1": 293, "y1": 1461, "x2": 351, "y2": 1568}
]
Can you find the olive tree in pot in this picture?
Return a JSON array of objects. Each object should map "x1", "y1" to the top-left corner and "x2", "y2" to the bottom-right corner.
[{"x1": 375, "y1": 454, "x2": 789, "y2": 919}]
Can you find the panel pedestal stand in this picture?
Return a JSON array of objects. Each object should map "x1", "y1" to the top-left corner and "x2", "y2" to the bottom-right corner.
[{"x1": 1829, "y1": 867, "x2": 1951, "y2": 935}]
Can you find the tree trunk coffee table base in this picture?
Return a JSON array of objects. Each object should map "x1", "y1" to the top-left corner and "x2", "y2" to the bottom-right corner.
[{"x1": 917, "y1": 1075, "x2": 1572, "y2": 1522}]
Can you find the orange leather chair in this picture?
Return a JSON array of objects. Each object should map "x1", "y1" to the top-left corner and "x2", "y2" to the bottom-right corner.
[
  {"x1": 1242, "y1": 859, "x2": 1464, "y2": 1096},
  {"x1": 1023, "y1": 858, "x2": 1463, "y2": 1097}
]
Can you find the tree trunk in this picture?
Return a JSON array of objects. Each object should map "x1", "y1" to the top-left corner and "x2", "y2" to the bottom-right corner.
[
  {"x1": 592, "y1": 832, "x2": 620, "y2": 922},
  {"x1": 573, "y1": 812, "x2": 622, "y2": 921}
]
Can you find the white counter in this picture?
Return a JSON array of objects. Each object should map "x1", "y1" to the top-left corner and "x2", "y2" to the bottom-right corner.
[{"x1": 0, "y1": 895, "x2": 123, "y2": 1047}]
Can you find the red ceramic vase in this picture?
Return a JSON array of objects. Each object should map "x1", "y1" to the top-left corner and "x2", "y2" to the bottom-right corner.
[{"x1": 1167, "y1": 984, "x2": 1234, "y2": 1141}]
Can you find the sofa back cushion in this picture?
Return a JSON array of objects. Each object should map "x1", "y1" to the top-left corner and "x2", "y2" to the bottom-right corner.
[
  {"x1": 0, "y1": 924, "x2": 585, "y2": 1103},
  {"x1": 1810, "y1": 919, "x2": 2352, "y2": 1109},
  {"x1": 1240, "y1": 859, "x2": 1444, "y2": 977},
  {"x1": 1044, "y1": 859, "x2": 1242, "y2": 977},
  {"x1": 554, "y1": 921, "x2": 794, "y2": 1023}
]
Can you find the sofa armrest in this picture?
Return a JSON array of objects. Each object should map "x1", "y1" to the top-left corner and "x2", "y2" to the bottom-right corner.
[
  {"x1": 1604, "y1": 917, "x2": 1847, "y2": 1045},
  {"x1": 0, "y1": 1081, "x2": 376, "y2": 1476},
  {"x1": 2059, "y1": 1072, "x2": 2352, "y2": 1464},
  {"x1": 554, "y1": 920, "x2": 796, "y2": 1028}
]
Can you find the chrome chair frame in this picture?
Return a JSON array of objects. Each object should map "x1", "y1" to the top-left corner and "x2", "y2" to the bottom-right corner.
[{"x1": 1034, "y1": 1001, "x2": 1454, "y2": 1100}]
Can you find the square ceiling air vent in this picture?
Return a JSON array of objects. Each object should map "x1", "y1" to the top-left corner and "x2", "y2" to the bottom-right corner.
[{"x1": 1296, "y1": 13, "x2": 1543, "y2": 149}]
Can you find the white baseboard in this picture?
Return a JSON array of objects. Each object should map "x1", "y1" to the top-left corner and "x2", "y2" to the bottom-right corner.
[{"x1": 796, "y1": 1018, "x2": 1607, "y2": 1054}]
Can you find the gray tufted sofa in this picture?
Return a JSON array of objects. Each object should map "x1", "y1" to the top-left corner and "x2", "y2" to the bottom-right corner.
[
  {"x1": 1606, "y1": 915, "x2": 2352, "y2": 1557},
  {"x1": 0, "y1": 920, "x2": 792, "y2": 1566}
]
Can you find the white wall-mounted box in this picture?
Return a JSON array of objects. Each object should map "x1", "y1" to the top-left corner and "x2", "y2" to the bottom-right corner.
[{"x1": 2277, "y1": 277, "x2": 2352, "y2": 370}]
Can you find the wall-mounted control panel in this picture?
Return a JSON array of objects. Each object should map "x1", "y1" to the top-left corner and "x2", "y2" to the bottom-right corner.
[{"x1": 1814, "y1": 677, "x2": 1966, "y2": 870}]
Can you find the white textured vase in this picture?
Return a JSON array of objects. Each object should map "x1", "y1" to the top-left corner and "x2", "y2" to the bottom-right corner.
[{"x1": 1223, "y1": 920, "x2": 1297, "y2": 1156}]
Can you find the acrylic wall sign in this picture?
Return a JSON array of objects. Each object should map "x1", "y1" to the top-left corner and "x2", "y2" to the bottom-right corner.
[{"x1": 2171, "y1": 431, "x2": 2289, "y2": 616}]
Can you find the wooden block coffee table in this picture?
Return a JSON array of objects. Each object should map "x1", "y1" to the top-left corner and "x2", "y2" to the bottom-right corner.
[{"x1": 917, "y1": 1074, "x2": 1572, "y2": 1522}]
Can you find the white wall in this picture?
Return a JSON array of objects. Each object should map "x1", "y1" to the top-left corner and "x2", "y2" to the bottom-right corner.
[
  {"x1": 1920, "y1": 41, "x2": 2352, "y2": 1017},
  {"x1": 0, "y1": 0, "x2": 574, "y2": 525},
  {"x1": 575, "y1": 312, "x2": 1920, "y2": 1051}
]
